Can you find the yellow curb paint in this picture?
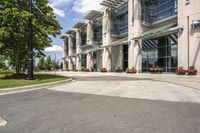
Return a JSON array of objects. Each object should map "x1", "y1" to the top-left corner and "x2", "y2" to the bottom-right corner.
[{"x1": 0, "y1": 118, "x2": 7, "y2": 127}]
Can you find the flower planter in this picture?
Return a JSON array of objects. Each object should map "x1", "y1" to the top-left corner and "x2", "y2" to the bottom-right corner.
[
  {"x1": 126, "y1": 67, "x2": 137, "y2": 74},
  {"x1": 187, "y1": 70, "x2": 197, "y2": 75},
  {"x1": 100, "y1": 68, "x2": 107, "y2": 73},
  {"x1": 176, "y1": 69, "x2": 187, "y2": 75},
  {"x1": 149, "y1": 66, "x2": 163, "y2": 74}
]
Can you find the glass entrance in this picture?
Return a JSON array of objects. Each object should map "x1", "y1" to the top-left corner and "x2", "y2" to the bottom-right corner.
[
  {"x1": 142, "y1": 33, "x2": 178, "y2": 72},
  {"x1": 123, "y1": 45, "x2": 128, "y2": 71},
  {"x1": 81, "y1": 54, "x2": 87, "y2": 69}
]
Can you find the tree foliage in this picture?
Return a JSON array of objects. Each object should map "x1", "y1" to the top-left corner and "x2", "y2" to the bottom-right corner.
[{"x1": 0, "y1": 0, "x2": 62, "y2": 75}]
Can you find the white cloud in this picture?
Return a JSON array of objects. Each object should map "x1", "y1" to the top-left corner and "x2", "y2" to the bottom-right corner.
[
  {"x1": 48, "y1": 4, "x2": 65, "y2": 17},
  {"x1": 45, "y1": 45, "x2": 63, "y2": 53},
  {"x1": 73, "y1": 0, "x2": 102, "y2": 14},
  {"x1": 49, "y1": 0, "x2": 72, "y2": 8}
]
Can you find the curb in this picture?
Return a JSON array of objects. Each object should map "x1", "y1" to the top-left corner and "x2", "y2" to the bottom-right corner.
[{"x1": 0, "y1": 78, "x2": 73, "y2": 93}]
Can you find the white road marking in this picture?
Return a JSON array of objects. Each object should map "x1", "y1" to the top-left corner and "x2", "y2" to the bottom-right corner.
[{"x1": 0, "y1": 116, "x2": 7, "y2": 127}]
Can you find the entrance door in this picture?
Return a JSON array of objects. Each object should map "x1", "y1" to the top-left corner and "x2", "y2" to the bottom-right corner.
[
  {"x1": 123, "y1": 44, "x2": 128, "y2": 71},
  {"x1": 142, "y1": 33, "x2": 178, "y2": 72}
]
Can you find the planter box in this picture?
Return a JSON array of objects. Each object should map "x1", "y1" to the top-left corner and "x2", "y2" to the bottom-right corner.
[{"x1": 150, "y1": 70, "x2": 163, "y2": 74}]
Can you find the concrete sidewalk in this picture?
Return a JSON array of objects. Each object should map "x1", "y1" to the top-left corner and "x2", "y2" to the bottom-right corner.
[{"x1": 51, "y1": 71, "x2": 200, "y2": 90}]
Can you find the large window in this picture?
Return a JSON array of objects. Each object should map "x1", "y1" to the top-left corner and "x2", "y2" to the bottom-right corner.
[
  {"x1": 142, "y1": 33, "x2": 178, "y2": 72},
  {"x1": 141, "y1": 0, "x2": 177, "y2": 24},
  {"x1": 72, "y1": 33, "x2": 76, "y2": 54},
  {"x1": 111, "y1": 3, "x2": 128, "y2": 36},
  {"x1": 81, "y1": 54, "x2": 87, "y2": 68},
  {"x1": 80, "y1": 26, "x2": 87, "y2": 46},
  {"x1": 93, "y1": 19, "x2": 102, "y2": 44}
]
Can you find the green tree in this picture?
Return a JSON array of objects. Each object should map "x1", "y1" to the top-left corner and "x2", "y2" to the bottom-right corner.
[
  {"x1": 37, "y1": 56, "x2": 45, "y2": 70},
  {"x1": 44, "y1": 55, "x2": 53, "y2": 71},
  {"x1": 0, "y1": 56, "x2": 7, "y2": 69},
  {"x1": 0, "y1": 0, "x2": 62, "y2": 75}
]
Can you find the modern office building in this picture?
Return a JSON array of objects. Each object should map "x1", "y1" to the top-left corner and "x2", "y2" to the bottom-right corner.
[{"x1": 61, "y1": 0, "x2": 200, "y2": 73}]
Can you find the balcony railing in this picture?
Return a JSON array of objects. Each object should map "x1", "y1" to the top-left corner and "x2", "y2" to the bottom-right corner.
[{"x1": 142, "y1": 0, "x2": 177, "y2": 24}]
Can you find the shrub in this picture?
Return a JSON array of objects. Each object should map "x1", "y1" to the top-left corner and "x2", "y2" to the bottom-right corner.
[
  {"x1": 126, "y1": 67, "x2": 137, "y2": 74},
  {"x1": 0, "y1": 69, "x2": 14, "y2": 74}
]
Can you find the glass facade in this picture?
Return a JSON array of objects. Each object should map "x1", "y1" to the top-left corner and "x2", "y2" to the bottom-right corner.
[
  {"x1": 93, "y1": 52, "x2": 97, "y2": 71},
  {"x1": 65, "y1": 38, "x2": 69, "y2": 56},
  {"x1": 142, "y1": 33, "x2": 178, "y2": 72},
  {"x1": 141, "y1": 0, "x2": 177, "y2": 24},
  {"x1": 81, "y1": 54, "x2": 87, "y2": 68},
  {"x1": 111, "y1": 2, "x2": 128, "y2": 36},
  {"x1": 93, "y1": 19, "x2": 102, "y2": 44},
  {"x1": 80, "y1": 26, "x2": 87, "y2": 46},
  {"x1": 72, "y1": 33, "x2": 76, "y2": 54},
  {"x1": 123, "y1": 44, "x2": 129, "y2": 71}
]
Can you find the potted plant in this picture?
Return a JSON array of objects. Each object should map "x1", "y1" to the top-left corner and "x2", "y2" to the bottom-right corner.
[
  {"x1": 115, "y1": 67, "x2": 123, "y2": 73},
  {"x1": 100, "y1": 68, "x2": 107, "y2": 73},
  {"x1": 149, "y1": 66, "x2": 163, "y2": 74},
  {"x1": 125, "y1": 67, "x2": 137, "y2": 74},
  {"x1": 176, "y1": 66, "x2": 187, "y2": 75},
  {"x1": 74, "y1": 69, "x2": 78, "y2": 72},
  {"x1": 187, "y1": 65, "x2": 198, "y2": 75}
]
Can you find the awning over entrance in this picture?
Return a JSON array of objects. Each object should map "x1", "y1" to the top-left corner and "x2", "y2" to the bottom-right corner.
[
  {"x1": 100, "y1": 0, "x2": 128, "y2": 9},
  {"x1": 82, "y1": 47, "x2": 103, "y2": 54},
  {"x1": 103, "y1": 37, "x2": 129, "y2": 48},
  {"x1": 80, "y1": 44, "x2": 103, "y2": 54},
  {"x1": 133, "y1": 24, "x2": 183, "y2": 40},
  {"x1": 142, "y1": 33, "x2": 178, "y2": 52}
]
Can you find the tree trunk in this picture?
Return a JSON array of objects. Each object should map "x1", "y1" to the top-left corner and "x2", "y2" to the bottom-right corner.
[{"x1": 16, "y1": 64, "x2": 20, "y2": 76}]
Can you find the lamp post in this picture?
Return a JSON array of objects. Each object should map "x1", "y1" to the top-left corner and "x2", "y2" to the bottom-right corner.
[{"x1": 28, "y1": 0, "x2": 34, "y2": 80}]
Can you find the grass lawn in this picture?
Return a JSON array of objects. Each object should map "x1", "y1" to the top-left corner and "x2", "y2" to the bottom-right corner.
[{"x1": 0, "y1": 74, "x2": 69, "y2": 89}]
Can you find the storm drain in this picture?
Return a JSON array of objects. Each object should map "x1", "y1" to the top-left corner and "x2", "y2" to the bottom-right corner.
[{"x1": 0, "y1": 116, "x2": 7, "y2": 127}]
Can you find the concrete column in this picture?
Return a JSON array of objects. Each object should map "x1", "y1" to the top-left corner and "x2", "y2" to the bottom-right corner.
[
  {"x1": 62, "y1": 39, "x2": 67, "y2": 70},
  {"x1": 68, "y1": 36, "x2": 73, "y2": 70},
  {"x1": 76, "y1": 30, "x2": 81, "y2": 70},
  {"x1": 86, "y1": 21, "x2": 94, "y2": 71},
  {"x1": 102, "y1": 8, "x2": 112, "y2": 71},
  {"x1": 129, "y1": 0, "x2": 143, "y2": 72},
  {"x1": 86, "y1": 53, "x2": 93, "y2": 70}
]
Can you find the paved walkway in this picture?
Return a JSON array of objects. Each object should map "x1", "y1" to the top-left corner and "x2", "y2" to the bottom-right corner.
[{"x1": 48, "y1": 72, "x2": 200, "y2": 103}]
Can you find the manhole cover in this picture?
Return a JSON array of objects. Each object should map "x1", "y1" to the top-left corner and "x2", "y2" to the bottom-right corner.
[{"x1": 0, "y1": 116, "x2": 7, "y2": 127}]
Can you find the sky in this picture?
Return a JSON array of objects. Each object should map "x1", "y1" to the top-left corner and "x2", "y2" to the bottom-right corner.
[{"x1": 44, "y1": 0, "x2": 103, "y2": 61}]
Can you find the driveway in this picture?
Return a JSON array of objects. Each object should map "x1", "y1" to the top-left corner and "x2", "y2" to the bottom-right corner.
[
  {"x1": 0, "y1": 73, "x2": 200, "y2": 133},
  {"x1": 49, "y1": 72, "x2": 200, "y2": 103}
]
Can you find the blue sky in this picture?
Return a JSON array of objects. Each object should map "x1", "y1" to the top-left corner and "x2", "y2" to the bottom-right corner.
[{"x1": 45, "y1": 0, "x2": 102, "y2": 61}]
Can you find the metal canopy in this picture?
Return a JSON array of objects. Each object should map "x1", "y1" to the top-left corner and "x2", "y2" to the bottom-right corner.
[
  {"x1": 100, "y1": 0, "x2": 127, "y2": 8},
  {"x1": 73, "y1": 21, "x2": 86, "y2": 29},
  {"x1": 65, "y1": 29, "x2": 75, "y2": 35},
  {"x1": 133, "y1": 23, "x2": 183, "y2": 40},
  {"x1": 84, "y1": 10, "x2": 101, "y2": 20},
  {"x1": 82, "y1": 47, "x2": 103, "y2": 54},
  {"x1": 80, "y1": 44, "x2": 101, "y2": 50},
  {"x1": 103, "y1": 37, "x2": 129, "y2": 48}
]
